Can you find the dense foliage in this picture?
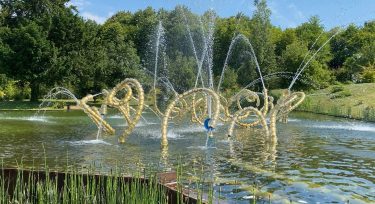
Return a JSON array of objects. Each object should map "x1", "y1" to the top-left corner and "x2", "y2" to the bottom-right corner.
[{"x1": 0, "y1": 0, "x2": 374, "y2": 101}]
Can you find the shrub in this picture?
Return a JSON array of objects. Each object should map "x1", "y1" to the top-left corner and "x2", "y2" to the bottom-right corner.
[
  {"x1": 330, "y1": 84, "x2": 351, "y2": 99},
  {"x1": 330, "y1": 85, "x2": 345, "y2": 93},
  {"x1": 52, "y1": 101, "x2": 66, "y2": 109},
  {"x1": 360, "y1": 68, "x2": 375, "y2": 83},
  {"x1": 2, "y1": 81, "x2": 16, "y2": 100},
  {"x1": 338, "y1": 89, "x2": 351, "y2": 97},
  {"x1": 0, "y1": 90, "x2": 5, "y2": 101},
  {"x1": 0, "y1": 77, "x2": 31, "y2": 101},
  {"x1": 331, "y1": 89, "x2": 351, "y2": 99}
]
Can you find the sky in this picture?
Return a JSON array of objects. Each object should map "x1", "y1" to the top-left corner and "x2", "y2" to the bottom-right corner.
[{"x1": 67, "y1": 0, "x2": 375, "y2": 29}]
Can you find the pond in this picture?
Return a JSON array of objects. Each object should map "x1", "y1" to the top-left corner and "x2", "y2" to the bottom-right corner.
[{"x1": 0, "y1": 110, "x2": 374, "y2": 203}]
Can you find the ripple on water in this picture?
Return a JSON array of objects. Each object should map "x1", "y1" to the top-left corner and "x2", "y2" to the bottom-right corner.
[
  {"x1": 308, "y1": 123, "x2": 375, "y2": 132},
  {"x1": 115, "y1": 121, "x2": 162, "y2": 127},
  {"x1": 68, "y1": 140, "x2": 111, "y2": 145},
  {"x1": 186, "y1": 146, "x2": 217, "y2": 150},
  {"x1": 0, "y1": 116, "x2": 51, "y2": 123},
  {"x1": 134, "y1": 128, "x2": 184, "y2": 139},
  {"x1": 1, "y1": 111, "x2": 375, "y2": 203}
]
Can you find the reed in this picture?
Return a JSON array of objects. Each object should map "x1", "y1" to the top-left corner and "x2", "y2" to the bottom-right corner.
[
  {"x1": 0, "y1": 157, "x2": 219, "y2": 204},
  {"x1": 0, "y1": 168, "x2": 170, "y2": 203}
]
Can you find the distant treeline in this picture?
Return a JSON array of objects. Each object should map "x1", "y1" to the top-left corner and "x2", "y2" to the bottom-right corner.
[{"x1": 0, "y1": 0, "x2": 374, "y2": 101}]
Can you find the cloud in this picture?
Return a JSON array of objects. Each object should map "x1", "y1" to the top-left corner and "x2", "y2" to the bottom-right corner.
[
  {"x1": 81, "y1": 12, "x2": 107, "y2": 24},
  {"x1": 66, "y1": 0, "x2": 91, "y2": 9},
  {"x1": 269, "y1": 1, "x2": 297, "y2": 28},
  {"x1": 287, "y1": 3, "x2": 306, "y2": 20}
]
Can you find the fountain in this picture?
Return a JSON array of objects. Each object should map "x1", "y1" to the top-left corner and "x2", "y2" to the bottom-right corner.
[
  {"x1": 38, "y1": 78, "x2": 145, "y2": 143},
  {"x1": 103, "y1": 78, "x2": 145, "y2": 143},
  {"x1": 78, "y1": 93, "x2": 115, "y2": 135},
  {"x1": 161, "y1": 88, "x2": 221, "y2": 147},
  {"x1": 2, "y1": 5, "x2": 371, "y2": 203},
  {"x1": 35, "y1": 87, "x2": 79, "y2": 117},
  {"x1": 36, "y1": 10, "x2": 344, "y2": 150},
  {"x1": 149, "y1": 17, "x2": 339, "y2": 148}
]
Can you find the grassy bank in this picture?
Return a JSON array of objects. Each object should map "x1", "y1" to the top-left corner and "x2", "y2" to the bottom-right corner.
[
  {"x1": 0, "y1": 100, "x2": 96, "y2": 111},
  {"x1": 0, "y1": 100, "x2": 46, "y2": 110},
  {"x1": 294, "y1": 83, "x2": 375, "y2": 121},
  {"x1": 0, "y1": 97, "x2": 153, "y2": 110},
  {"x1": 5, "y1": 83, "x2": 375, "y2": 122}
]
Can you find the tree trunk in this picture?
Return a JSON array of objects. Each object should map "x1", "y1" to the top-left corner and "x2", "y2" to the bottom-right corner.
[{"x1": 30, "y1": 82, "x2": 40, "y2": 102}]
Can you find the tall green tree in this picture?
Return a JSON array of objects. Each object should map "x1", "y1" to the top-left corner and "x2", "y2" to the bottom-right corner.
[
  {"x1": 213, "y1": 14, "x2": 252, "y2": 76},
  {"x1": 295, "y1": 16, "x2": 332, "y2": 64},
  {"x1": 167, "y1": 53, "x2": 195, "y2": 92},
  {"x1": 249, "y1": 0, "x2": 277, "y2": 77},
  {"x1": 0, "y1": 0, "x2": 74, "y2": 101},
  {"x1": 275, "y1": 28, "x2": 297, "y2": 57},
  {"x1": 0, "y1": 21, "x2": 57, "y2": 101},
  {"x1": 336, "y1": 21, "x2": 375, "y2": 82},
  {"x1": 329, "y1": 24, "x2": 359, "y2": 69},
  {"x1": 281, "y1": 40, "x2": 331, "y2": 89},
  {"x1": 99, "y1": 18, "x2": 144, "y2": 86},
  {"x1": 47, "y1": 5, "x2": 93, "y2": 91},
  {"x1": 131, "y1": 7, "x2": 158, "y2": 60}
]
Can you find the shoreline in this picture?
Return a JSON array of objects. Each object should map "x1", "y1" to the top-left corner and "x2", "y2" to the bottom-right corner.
[{"x1": 294, "y1": 110, "x2": 372, "y2": 122}]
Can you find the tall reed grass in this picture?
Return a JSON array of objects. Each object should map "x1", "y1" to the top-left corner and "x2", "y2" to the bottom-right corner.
[
  {"x1": 0, "y1": 168, "x2": 169, "y2": 203},
  {"x1": 0, "y1": 159, "x2": 215, "y2": 204}
]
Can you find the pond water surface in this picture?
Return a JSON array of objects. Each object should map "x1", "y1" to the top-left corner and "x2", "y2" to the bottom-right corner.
[{"x1": 0, "y1": 110, "x2": 374, "y2": 203}]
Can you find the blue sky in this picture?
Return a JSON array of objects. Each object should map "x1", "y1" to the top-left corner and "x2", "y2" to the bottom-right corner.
[{"x1": 68, "y1": 0, "x2": 375, "y2": 29}]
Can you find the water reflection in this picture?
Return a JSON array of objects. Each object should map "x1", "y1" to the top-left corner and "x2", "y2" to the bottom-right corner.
[{"x1": 0, "y1": 111, "x2": 374, "y2": 203}]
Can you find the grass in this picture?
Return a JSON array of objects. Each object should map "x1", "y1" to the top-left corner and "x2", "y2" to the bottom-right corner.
[
  {"x1": 0, "y1": 166, "x2": 214, "y2": 204},
  {"x1": 282, "y1": 83, "x2": 375, "y2": 121},
  {"x1": 0, "y1": 97, "x2": 152, "y2": 110},
  {"x1": 0, "y1": 100, "x2": 44, "y2": 110},
  {"x1": 0, "y1": 99, "x2": 99, "y2": 110},
  {"x1": 1, "y1": 167, "x2": 170, "y2": 204}
]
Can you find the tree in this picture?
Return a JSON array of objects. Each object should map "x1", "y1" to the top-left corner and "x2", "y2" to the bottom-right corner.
[
  {"x1": 0, "y1": 27, "x2": 12, "y2": 71},
  {"x1": 46, "y1": 6, "x2": 94, "y2": 91},
  {"x1": 167, "y1": 53, "x2": 195, "y2": 93},
  {"x1": 249, "y1": 0, "x2": 277, "y2": 78},
  {"x1": 131, "y1": 7, "x2": 158, "y2": 60},
  {"x1": 344, "y1": 40, "x2": 375, "y2": 82},
  {"x1": 215, "y1": 67, "x2": 238, "y2": 93},
  {"x1": 281, "y1": 40, "x2": 331, "y2": 89},
  {"x1": 62, "y1": 20, "x2": 107, "y2": 96},
  {"x1": 213, "y1": 14, "x2": 252, "y2": 76},
  {"x1": 0, "y1": 0, "x2": 79, "y2": 101},
  {"x1": 233, "y1": 0, "x2": 277, "y2": 90},
  {"x1": 100, "y1": 18, "x2": 144, "y2": 87},
  {"x1": 330, "y1": 24, "x2": 359, "y2": 69},
  {"x1": 0, "y1": 21, "x2": 57, "y2": 101},
  {"x1": 275, "y1": 28, "x2": 296, "y2": 57},
  {"x1": 331, "y1": 20, "x2": 375, "y2": 82},
  {"x1": 106, "y1": 8, "x2": 166, "y2": 69},
  {"x1": 295, "y1": 16, "x2": 332, "y2": 65},
  {"x1": 163, "y1": 6, "x2": 196, "y2": 60},
  {"x1": 105, "y1": 11, "x2": 137, "y2": 43}
]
